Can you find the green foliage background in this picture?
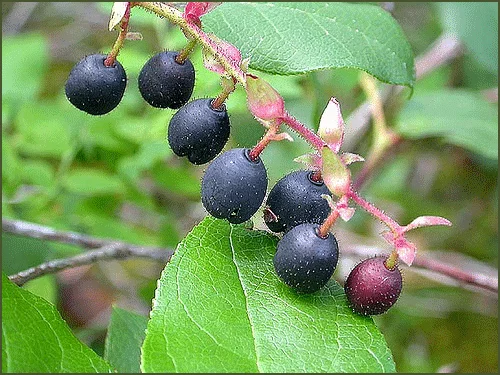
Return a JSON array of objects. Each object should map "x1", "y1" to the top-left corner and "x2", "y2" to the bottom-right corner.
[{"x1": 2, "y1": 2, "x2": 498, "y2": 373}]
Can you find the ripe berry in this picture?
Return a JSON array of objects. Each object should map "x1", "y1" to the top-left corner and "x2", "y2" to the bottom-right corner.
[
  {"x1": 273, "y1": 223, "x2": 339, "y2": 293},
  {"x1": 65, "y1": 54, "x2": 127, "y2": 115},
  {"x1": 138, "y1": 51, "x2": 195, "y2": 109},
  {"x1": 344, "y1": 256, "x2": 403, "y2": 316},
  {"x1": 168, "y1": 98, "x2": 230, "y2": 165},
  {"x1": 201, "y1": 148, "x2": 268, "y2": 224},
  {"x1": 264, "y1": 170, "x2": 332, "y2": 233}
]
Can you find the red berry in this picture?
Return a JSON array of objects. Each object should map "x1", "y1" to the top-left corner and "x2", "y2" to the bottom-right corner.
[{"x1": 344, "y1": 256, "x2": 402, "y2": 316}]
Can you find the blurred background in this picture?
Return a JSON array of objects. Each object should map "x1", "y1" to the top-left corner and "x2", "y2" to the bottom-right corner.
[{"x1": 2, "y1": 2, "x2": 498, "y2": 372}]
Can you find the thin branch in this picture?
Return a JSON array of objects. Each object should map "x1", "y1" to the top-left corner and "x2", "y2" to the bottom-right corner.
[
  {"x1": 343, "y1": 34, "x2": 463, "y2": 151},
  {"x1": 411, "y1": 255, "x2": 498, "y2": 294},
  {"x1": 8, "y1": 244, "x2": 171, "y2": 286},
  {"x1": 3, "y1": 218, "x2": 173, "y2": 286}
]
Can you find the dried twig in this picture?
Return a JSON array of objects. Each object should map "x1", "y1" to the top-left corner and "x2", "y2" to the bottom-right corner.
[{"x1": 3, "y1": 218, "x2": 173, "y2": 286}]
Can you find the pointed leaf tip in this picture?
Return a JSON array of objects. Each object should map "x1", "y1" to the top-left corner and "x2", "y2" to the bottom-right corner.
[{"x1": 404, "y1": 216, "x2": 452, "y2": 232}]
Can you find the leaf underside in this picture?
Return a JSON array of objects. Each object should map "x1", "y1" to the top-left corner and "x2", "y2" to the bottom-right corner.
[{"x1": 141, "y1": 217, "x2": 395, "y2": 373}]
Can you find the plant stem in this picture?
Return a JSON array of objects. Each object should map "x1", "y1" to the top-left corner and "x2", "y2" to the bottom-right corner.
[
  {"x1": 212, "y1": 78, "x2": 236, "y2": 109},
  {"x1": 248, "y1": 120, "x2": 282, "y2": 160},
  {"x1": 317, "y1": 209, "x2": 339, "y2": 238},
  {"x1": 347, "y1": 190, "x2": 400, "y2": 232},
  {"x1": 2, "y1": 218, "x2": 174, "y2": 286},
  {"x1": 8, "y1": 244, "x2": 170, "y2": 286},
  {"x1": 384, "y1": 250, "x2": 399, "y2": 270},
  {"x1": 281, "y1": 112, "x2": 325, "y2": 151},
  {"x1": 353, "y1": 73, "x2": 402, "y2": 190},
  {"x1": 175, "y1": 39, "x2": 198, "y2": 64},
  {"x1": 104, "y1": 3, "x2": 132, "y2": 67}
]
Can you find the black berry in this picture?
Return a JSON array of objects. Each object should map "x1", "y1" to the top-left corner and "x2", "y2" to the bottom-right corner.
[
  {"x1": 65, "y1": 54, "x2": 127, "y2": 115},
  {"x1": 344, "y1": 256, "x2": 403, "y2": 316},
  {"x1": 168, "y1": 98, "x2": 230, "y2": 165},
  {"x1": 201, "y1": 148, "x2": 268, "y2": 224},
  {"x1": 265, "y1": 170, "x2": 332, "y2": 233},
  {"x1": 138, "y1": 51, "x2": 195, "y2": 109},
  {"x1": 273, "y1": 223, "x2": 339, "y2": 293}
]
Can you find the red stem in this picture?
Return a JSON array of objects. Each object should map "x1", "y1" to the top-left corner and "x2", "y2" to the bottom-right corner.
[
  {"x1": 104, "y1": 3, "x2": 132, "y2": 67},
  {"x1": 348, "y1": 189, "x2": 400, "y2": 232},
  {"x1": 248, "y1": 121, "x2": 282, "y2": 160},
  {"x1": 318, "y1": 209, "x2": 339, "y2": 238},
  {"x1": 282, "y1": 112, "x2": 325, "y2": 151}
]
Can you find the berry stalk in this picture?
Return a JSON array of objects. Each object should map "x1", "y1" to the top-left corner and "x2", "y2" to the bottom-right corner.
[
  {"x1": 211, "y1": 78, "x2": 236, "y2": 109},
  {"x1": 248, "y1": 120, "x2": 282, "y2": 160},
  {"x1": 317, "y1": 209, "x2": 339, "y2": 239},
  {"x1": 104, "y1": 3, "x2": 132, "y2": 67},
  {"x1": 175, "y1": 39, "x2": 198, "y2": 64}
]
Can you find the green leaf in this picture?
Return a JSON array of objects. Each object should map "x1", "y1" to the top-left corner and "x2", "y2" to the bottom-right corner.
[
  {"x1": 204, "y1": 2, "x2": 415, "y2": 87},
  {"x1": 62, "y1": 169, "x2": 126, "y2": 196},
  {"x1": 396, "y1": 89, "x2": 498, "y2": 160},
  {"x1": 435, "y1": 2, "x2": 498, "y2": 76},
  {"x1": 141, "y1": 217, "x2": 395, "y2": 372},
  {"x1": 2, "y1": 34, "x2": 48, "y2": 104},
  {"x1": 104, "y1": 307, "x2": 148, "y2": 373},
  {"x1": 1, "y1": 273, "x2": 113, "y2": 373}
]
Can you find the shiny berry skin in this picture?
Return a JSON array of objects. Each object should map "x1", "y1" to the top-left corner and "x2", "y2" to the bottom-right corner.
[
  {"x1": 65, "y1": 54, "x2": 127, "y2": 115},
  {"x1": 344, "y1": 256, "x2": 403, "y2": 316},
  {"x1": 273, "y1": 223, "x2": 339, "y2": 294},
  {"x1": 265, "y1": 170, "x2": 332, "y2": 233},
  {"x1": 138, "y1": 51, "x2": 195, "y2": 109},
  {"x1": 201, "y1": 148, "x2": 268, "y2": 224},
  {"x1": 168, "y1": 98, "x2": 230, "y2": 165}
]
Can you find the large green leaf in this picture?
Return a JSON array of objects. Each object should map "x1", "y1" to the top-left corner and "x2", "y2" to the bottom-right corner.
[
  {"x1": 1, "y1": 273, "x2": 113, "y2": 373},
  {"x1": 396, "y1": 89, "x2": 498, "y2": 160},
  {"x1": 435, "y1": 2, "x2": 498, "y2": 76},
  {"x1": 204, "y1": 2, "x2": 415, "y2": 87},
  {"x1": 141, "y1": 217, "x2": 395, "y2": 372},
  {"x1": 104, "y1": 307, "x2": 148, "y2": 373}
]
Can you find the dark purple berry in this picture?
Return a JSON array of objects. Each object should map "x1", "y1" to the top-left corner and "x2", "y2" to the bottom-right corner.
[
  {"x1": 138, "y1": 51, "x2": 195, "y2": 109},
  {"x1": 265, "y1": 170, "x2": 332, "y2": 233},
  {"x1": 65, "y1": 54, "x2": 127, "y2": 115},
  {"x1": 273, "y1": 223, "x2": 339, "y2": 293},
  {"x1": 168, "y1": 98, "x2": 230, "y2": 165},
  {"x1": 201, "y1": 148, "x2": 267, "y2": 224},
  {"x1": 344, "y1": 256, "x2": 403, "y2": 316}
]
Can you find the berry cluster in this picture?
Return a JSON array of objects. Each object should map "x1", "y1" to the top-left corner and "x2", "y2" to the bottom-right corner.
[
  {"x1": 63, "y1": 2, "x2": 452, "y2": 317},
  {"x1": 65, "y1": 49, "x2": 402, "y2": 317}
]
